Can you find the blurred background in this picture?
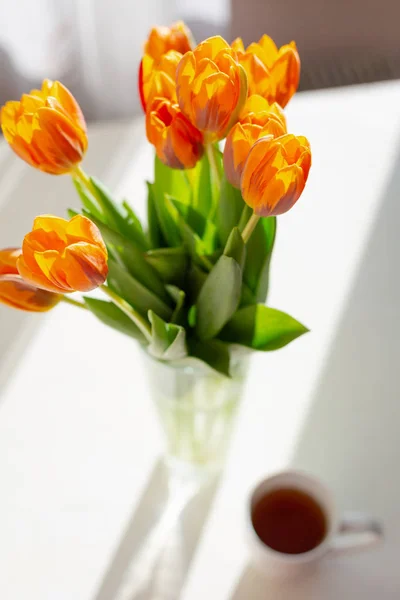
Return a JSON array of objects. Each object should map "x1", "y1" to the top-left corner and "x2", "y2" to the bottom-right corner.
[{"x1": 1, "y1": 0, "x2": 399, "y2": 122}]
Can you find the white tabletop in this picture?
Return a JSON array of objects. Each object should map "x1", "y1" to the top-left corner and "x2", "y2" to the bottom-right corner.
[{"x1": 1, "y1": 81, "x2": 400, "y2": 600}]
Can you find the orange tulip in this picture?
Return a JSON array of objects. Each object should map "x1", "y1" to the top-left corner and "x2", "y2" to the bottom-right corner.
[
  {"x1": 145, "y1": 21, "x2": 193, "y2": 61},
  {"x1": 224, "y1": 96, "x2": 287, "y2": 188},
  {"x1": 1, "y1": 80, "x2": 87, "y2": 175},
  {"x1": 0, "y1": 248, "x2": 61, "y2": 312},
  {"x1": 239, "y1": 95, "x2": 286, "y2": 129},
  {"x1": 17, "y1": 215, "x2": 108, "y2": 293},
  {"x1": 176, "y1": 36, "x2": 248, "y2": 142},
  {"x1": 139, "y1": 50, "x2": 182, "y2": 111},
  {"x1": 146, "y1": 97, "x2": 203, "y2": 169},
  {"x1": 241, "y1": 134, "x2": 311, "y2": 216},
  {"x1": 232, "y1": 35, "x2": 300, "y2": 108}
]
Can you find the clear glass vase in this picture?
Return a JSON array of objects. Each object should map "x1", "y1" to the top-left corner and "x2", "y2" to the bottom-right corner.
[
  {"x1": 144, "y1": 353, "x2": 249, "y2": 477},
  {"x1": 112, "y1": 353, "x2": 248, "y2": 600}
]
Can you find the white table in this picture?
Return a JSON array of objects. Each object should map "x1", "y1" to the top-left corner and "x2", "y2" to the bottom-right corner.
[{"x1": 1, "y1": 81, "x2": 400, "y2": 600}]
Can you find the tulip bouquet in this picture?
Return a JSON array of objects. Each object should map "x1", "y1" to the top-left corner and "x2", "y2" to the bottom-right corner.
[{"x1": 0, "y1": 22, "x2": 311, "y2": 378}]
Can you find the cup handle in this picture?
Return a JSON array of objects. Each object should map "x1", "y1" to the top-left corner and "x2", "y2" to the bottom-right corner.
[{"x1": 329, "y1": 512, "x2": 383, "y2": 556}]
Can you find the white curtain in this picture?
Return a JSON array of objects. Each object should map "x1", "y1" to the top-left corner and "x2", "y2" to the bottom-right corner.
[{"x1": 0, "y1": 0, "x2": 229, "y2": 121}]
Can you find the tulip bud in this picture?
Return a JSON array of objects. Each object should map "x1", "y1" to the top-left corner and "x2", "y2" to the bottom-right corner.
[
  {"x1": 146, "y1": 97, "x2": 203, "y2": 169},
  {"x1": 1, "y1": 80, "x2": 87, "y2": 175},
  {"x1": 17, "y1": 215, "x2": 108, "y2": 293},
  {"x1": 233, "y1": 35, "x2": 300, "y2": 108},
  {"x1": 241, "y1": 134, "x2": 311, "y2": 216},
  {"x1": 176, "y1": 36, "x2": 248, "y2": 142}
]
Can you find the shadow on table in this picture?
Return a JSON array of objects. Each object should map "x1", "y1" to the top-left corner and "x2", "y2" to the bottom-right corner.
[
  {"x1": 94, "y1": 459, "x2": 219, "y2": 600},
  {"x1": 230, "y1": 141, "x2": 400, "y2": 598}
]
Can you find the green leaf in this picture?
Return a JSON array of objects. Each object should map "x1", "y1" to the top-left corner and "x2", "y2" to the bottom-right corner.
[
  {"x1": 169, "y1": 197, "x2": 218, "y2": 254},
  {"x1": 192, "y1": 154, "x2": 212, "y2": 218},
  {"x1": 219, "y1": 304, "x2": 309, "y2": 351},
  {"x1": 148, "y1": 311, "x2": 187, "y2": 360},
  {"x1": 187, "y1": 338, "x2": 231, "y2": 376},
  {"x1": 244, "y1": 217, "x2": 276, "y2": 302},
  {"x1": 216, "y1": 177, "x2": 245, "y2": 246},
  {"x1": 195, "y1": 255, "x2": 242, "y2": 340},
  {"x1": 187, "y1": 263, "x2": 208, "y2": 304},
  {"x1": 150, "y1": 184, "x2": 181, "y2": 248},
  {"x1": 154, "y1": 155, "x2": 191, "y2": 206},
  {"x1": 121, "y1": 200, "x2": 149, "y2": 250},
  {"x1": 146, "y1": 182, "x2": 165, "y2": 249},
  {"x1": 72, "y1": 179, "x2": 103, "y2": 221},
  {"x1": 107, "y1": 259, "x2": 172, "y2": 321},
  {"x1": 83, "y1": 297, "x2": 145, "y2": 342},
  {"x1": 166, "y1": 286, "x2": 186, "y2": 325},
  {"x1": 81, "y1": 211, "x2": 170, "y2": 304},
  {"x1": 224, "y1": 227, "x2": 246, "y2": 269},
  {"x1": 90, "y1": 177, "x2": 144, "y2": 244},
  {"x1": 144, "y1": 247, "x2": 188, "y2": 286}
]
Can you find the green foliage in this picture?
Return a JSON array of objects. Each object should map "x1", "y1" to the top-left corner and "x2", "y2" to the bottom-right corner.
[
  {"x1": 70, "y1": 147, "x2": 307, "y2": 376},
  {"x1": 219, "y1": 304, "x2": 309, "y2": 351},
  {"x1": 148, "y1": 311, "x2": 187, "y2": 360},
  {"x1": 84, "y1": 297, "x2": 146, "y2": 342}
]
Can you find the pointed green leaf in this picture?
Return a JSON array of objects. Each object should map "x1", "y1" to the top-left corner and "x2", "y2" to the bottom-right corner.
[
  {"x1": 154, "y1": 155, "x2": 191, "y2": 205},
  {"x1": 90, "y1": 177, "x2": 145, "y2": 245},
  {"x1": 188, "y1": 338, "x2": 230, "y2": 376},
  {"x1": 146, "y1": 182, "x2": 165, "y2": 249},
  {"x1": 148, "y1": 310, "x2": 187, "y2": 360},
  {"x1": 224, "y1": 227, "x2": 246, "y2": 269},
  {"x1": 219, "y1": 304, "x2": 309, "y2": 351},
  {"x1": 107, "y1": 259, "x2": 172, "y2": 321},
  {"x1": 216, "y1": 177, "x2": 245, "y2": 246},
  {"x1": 169, "y1": 197, "x2": 218, "y2": 254},
  {"x1": 187, "y1": 263, "x2": 208, "y2": 304},
  {"x1": 195, "y1": 255, "x2": 242, "y2": 340},
  {"x1": 72, "y1": 179, "x2": 103, "y2": 221},
  {"x1": 83, "y1": 297, "x2": 145, "y2": 342},
  {"x1": 166, "y1": 285, "x2": 186, "y2": 325},
  {"x1": 244, "y1": 217, "x2": 276, "y2": 302},
  {"x1": 144, "y1": 247, "x2": 188, "y2": 286}
]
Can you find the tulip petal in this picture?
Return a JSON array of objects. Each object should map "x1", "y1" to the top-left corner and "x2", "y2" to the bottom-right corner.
[
  {"x1": 17, "y1": 255, "x2": 64, "y2": 293},
  {"x1": 0, "y1": 248, "x2": 21, "y2": 274},
  {"x1": 0, "y1": 275, "x2": 61, "y2": 312},
  {"x1": 66, "y1": 215, "x2": 107, "y2": 250},
  {"x1": 63, "y1": 242, "x2": 108, "y2": 292},
  {"x1": 49, "y1": 81, "x2": 87, "y2": 133}
]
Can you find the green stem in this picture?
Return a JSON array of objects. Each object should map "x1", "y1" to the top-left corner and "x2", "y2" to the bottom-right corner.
[
  {"x1": 238, "y1": 205, "x2": 253, "y2": 233},
  {"x1": 206, "y1": 144, "x2": 220, "y2": 188},
  {"x1": 100, "y1": 285, "x2": 152, "y2": 342},
  {"x1": 61, "y1": 296, "x2": 88, "y2": 310},
  {"x1": 241, "y1": 213, "x2": 260, "y2": 244},
  {"x1": 200, "y1": 254, "x2": 214, "y2": 272}
]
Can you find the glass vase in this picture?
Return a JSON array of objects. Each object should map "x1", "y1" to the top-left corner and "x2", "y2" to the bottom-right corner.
[
  {"x1": 112, "y1": 353, "x2": 248, "y2": 600},
  {"x1": 144, "y1": 353, "x2": 249, "y2": 477}
]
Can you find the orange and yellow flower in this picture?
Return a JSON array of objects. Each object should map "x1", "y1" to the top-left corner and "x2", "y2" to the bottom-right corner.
[
  {"x1": 139, "y1": 22, "x2": 194, "y2": 112},
  {"x1": 0, "y1": 248, "x2": 61, "y2": 312},
  {"x1": 224, "y1": 97, "x2": 287, "y2": 187},
  {"x1": 144, "y1": 21, "x2": 193, "y2": 61},
  {"x1": 176, "y1": 36, "x2": 248, "y2": 142},
  {"x1": 139, "y1": 50, "x2": 182, "y2": 111},
  {"x1": 232, "y1": 35, "x2": 300, "y2": 108},
  {"x1": 239, "y1": 94, "x2": 286, "y2": 129},
  {"x1": 17, "y1": 215, "x2": 108, "y2": 293},
  {"x1": 241, "y1": 134, "x2": 311, "y2": 216},
  {"x1": 1, "y1": 80, "x2": 87, "y2": 175},
  {"x1": 146, "y1": 97, "x2": 203, "y2": 169}
]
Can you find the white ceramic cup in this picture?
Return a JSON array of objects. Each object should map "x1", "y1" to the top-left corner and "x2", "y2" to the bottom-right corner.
[{"x1": 247, "y1": 470, "x2": 383, "y2": 579}]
